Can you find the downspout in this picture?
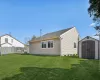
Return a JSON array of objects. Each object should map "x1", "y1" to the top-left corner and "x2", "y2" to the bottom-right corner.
[
  {"x1": 78, "y1": 41, "x2": 79, "y2": 57},
  {"x1": 60, "y1": 37, "x2": 62, "y2": 56},
  {"x1": 78, "y1": 35, "x2": 80, "y2": 57}
]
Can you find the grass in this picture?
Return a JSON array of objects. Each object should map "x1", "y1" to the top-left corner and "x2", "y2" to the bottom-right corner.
[{"x1": 0, "y1": 54, "x2": 100, "y2": 80}]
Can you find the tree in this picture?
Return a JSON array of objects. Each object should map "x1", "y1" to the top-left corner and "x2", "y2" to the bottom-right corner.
[
  {"x1": 24, "y1": 37, "x2": 31, "y2": 45},
  {"x1": 88, "y1": 0, "x2": 100, "y2": 22},
  {"x1": 31, "y1": 35, "x2": 36, "y2": 40}
]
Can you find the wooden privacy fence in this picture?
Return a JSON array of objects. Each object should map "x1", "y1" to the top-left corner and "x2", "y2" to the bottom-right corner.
[{"x1": 0, "y1": 47, "x2": 24, "y2": 55}]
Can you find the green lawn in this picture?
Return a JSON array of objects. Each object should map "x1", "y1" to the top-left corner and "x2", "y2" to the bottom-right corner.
[{"x1": 0, "y1": 54, "x2": 100, "y2": 80}]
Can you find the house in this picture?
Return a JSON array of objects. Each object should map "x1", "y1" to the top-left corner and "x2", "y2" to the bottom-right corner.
[
  {"x1": 0, "y1": 34, "x2": 25, "y2": 55},
  {"x1": 29, "y1": 27, "x2": 79, "y2": 56},
  {"x1": 78, "y1": 36, "x2": 100, "y2": 59},
  {"x1": 0, "y1": 34, "x2": 24, "y2": 47}
]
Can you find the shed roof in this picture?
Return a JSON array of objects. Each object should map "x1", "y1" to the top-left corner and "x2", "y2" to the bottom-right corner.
[{"x1": 79, "y1": 36, "x2": 99, "y2": 42}]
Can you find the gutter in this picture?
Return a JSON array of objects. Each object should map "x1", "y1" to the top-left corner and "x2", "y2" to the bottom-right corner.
[{"x1": 30, "y1": 37, "x2": 59, "y2": 43}]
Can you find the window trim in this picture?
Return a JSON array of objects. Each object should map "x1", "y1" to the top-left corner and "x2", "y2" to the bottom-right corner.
[
  {"x1": 41, "y1": 41, "x2": 47, "y2": 49},
  {"x1": 47, "y1": 40, "x2": 54, "y2": 48},
  {"x1": 74, "y1": 42, "x2": 77, "y2": 48},
  {"x1": 11, "y1": 39, "x2": 13, "y2": 43},
  {"x1": 41, "y1": 40, "x2": 54, "y2": 49},
  {"x1": 5, "y1": 38, "x2": 8, "y2": 43}
]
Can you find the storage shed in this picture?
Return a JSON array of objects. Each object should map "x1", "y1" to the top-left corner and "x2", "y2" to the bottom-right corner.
[{"x1": 78, "y1": 36, "x2": 99, "y2": 59}]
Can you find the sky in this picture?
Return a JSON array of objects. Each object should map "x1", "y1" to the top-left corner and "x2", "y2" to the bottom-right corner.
[{"x1": 0, "y1": 0, "x2": 97, "y2": 43}]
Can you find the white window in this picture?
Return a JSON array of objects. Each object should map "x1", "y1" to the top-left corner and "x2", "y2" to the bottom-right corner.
[
  {"x1": 41, "y1": 41, "x2": 46, "y2": 48},
  {"x1": 74, "y1": 42, "x2": 76, "y2": 48},
  {"x1": 48, "y1": 41, "x2": 53, "y2": 48},
  {"x1": 11, "y1": 39, "x2": 13, "y2": 43},
  {"x1": 5, "y1": 38, "x2": 8, "y2": 43}
]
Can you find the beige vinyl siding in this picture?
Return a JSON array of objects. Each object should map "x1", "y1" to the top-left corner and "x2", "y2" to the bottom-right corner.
[
  {"x1": 29, "y1": 39, "x2": 60, "y2": 55},
  {"x1": 60, "y1": 27, "x2": 79, "y2": 56}
]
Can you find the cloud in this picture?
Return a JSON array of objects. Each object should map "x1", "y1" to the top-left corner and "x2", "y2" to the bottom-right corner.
[
  {"x1": 89, "y1": 23, "x2": 96, "y2": 27},
  {"x1": 92, "y1": 36, "x2": 99, "y2": 40},
  {"x1": 90, "y1": 33, "x2": 99, "y2": 40}
]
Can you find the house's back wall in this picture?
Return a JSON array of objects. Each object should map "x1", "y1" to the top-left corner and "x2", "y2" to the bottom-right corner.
[{"x1": 29, "y1": 39, "x2": 60, "y2": 55}]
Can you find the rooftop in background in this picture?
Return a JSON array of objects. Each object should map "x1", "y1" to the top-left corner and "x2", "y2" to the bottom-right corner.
[{"x1": 0, "y1": 34, "x2": 25, "y2": 45}]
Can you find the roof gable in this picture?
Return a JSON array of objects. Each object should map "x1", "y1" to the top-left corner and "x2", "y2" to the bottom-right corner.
[
  {"x1": 0, "y1": 34, "x2": 25, "y2": 45},
  {"x1": 42, "y1": 27, "x2": 73, "y2": 37},
  {"x1": 30, "y1": 27, "x2": 73, "y2": 42},
  {"x1": 79, "y1": 36, "x2": 99, "y2": 42}
]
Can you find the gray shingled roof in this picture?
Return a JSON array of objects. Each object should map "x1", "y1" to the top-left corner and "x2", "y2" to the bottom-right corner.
[{"x1": 31, "y1": 27, "x2": 73, "y2": 41}]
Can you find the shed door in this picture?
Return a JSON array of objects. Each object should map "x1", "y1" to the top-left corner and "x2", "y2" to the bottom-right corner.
[{"x1": 82, "y1": 40, "x2": 95, "y2": 59}]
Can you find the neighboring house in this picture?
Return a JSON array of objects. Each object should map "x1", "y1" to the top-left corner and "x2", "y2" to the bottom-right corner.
[
  {"x1": 0, "y1": 34, "x2": 25, "y2": 55},
  {"x1": 29, "y1": 27, "x2": 79, "y2": 56},
  {"x1": 78, "y1": 36, "x2": 100, "y2": 59},
  {"x1": 0, "y1": 34, "x2": 24, "y2": 47}
]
